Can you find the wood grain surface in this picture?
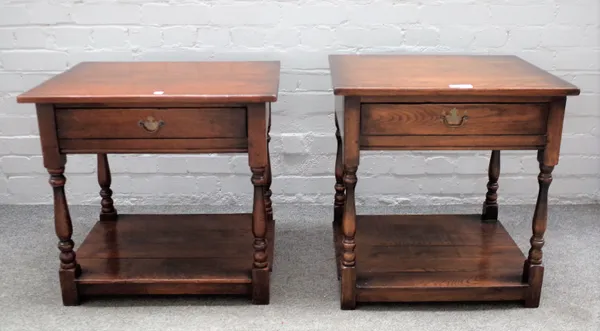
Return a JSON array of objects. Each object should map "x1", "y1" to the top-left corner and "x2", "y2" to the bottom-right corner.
[
  {"x1": 352, "y1": 214, "x2": 528, "y2": 303},
  {"x1": 330, "y1": 55, "x2": 580, "y2": 97},
  {"x1": 361, "y1": 103, "x2": 548, "y2": 135},
  {"x1": 18, "y1": 61, "x2": 281, "y2": 104},
  {"x1": 76, "y1": 214, "x2": 254, "y2": 289},
  {"x1": 56, "y1": 108, "x2": 247, "y2": 139}
]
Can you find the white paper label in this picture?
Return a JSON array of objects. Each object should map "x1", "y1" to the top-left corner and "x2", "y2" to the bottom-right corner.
[
  {"x1": 449, "y1": 84, "x2": 473, "y2": 89},
  {"x1": 153, "y1": 90, "x2": 165, "y2": 95}
]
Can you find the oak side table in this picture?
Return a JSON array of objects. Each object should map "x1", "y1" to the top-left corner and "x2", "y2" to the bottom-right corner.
[
  {"x1": 329, "y1": 55, "x2": 580, "y2": 310},
  {"x1": 17, "y1": 61, "x2": 280, "y2": 305}
]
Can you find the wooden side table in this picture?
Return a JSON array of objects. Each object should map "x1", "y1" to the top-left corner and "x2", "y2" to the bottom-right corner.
[
  {"x1": 329, "y1": 55, "x2": 580, "y2": 310},
  {"x1": 17, "y1": 61, "x2": 280, "y2": 305}
]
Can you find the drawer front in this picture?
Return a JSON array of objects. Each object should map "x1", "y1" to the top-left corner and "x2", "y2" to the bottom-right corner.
[
  {"x1": 56, "y1": 108, "x2": 247, "y2": 139},
  {"x1": 361, "y1": 104, "x2": 548, "y2": 136}
]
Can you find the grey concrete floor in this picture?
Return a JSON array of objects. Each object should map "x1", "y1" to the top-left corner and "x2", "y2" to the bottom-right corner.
[{"x1": 0, "y1": 204, "x2": 599, "y2": 331}]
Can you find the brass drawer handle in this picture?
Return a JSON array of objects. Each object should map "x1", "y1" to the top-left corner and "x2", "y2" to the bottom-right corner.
[
  {"x1": 440, "y1": 108, "x2": 468, "y2": 128},
  {"x1": 138, "y1": 116, "x2": 165, "y2": 133}
]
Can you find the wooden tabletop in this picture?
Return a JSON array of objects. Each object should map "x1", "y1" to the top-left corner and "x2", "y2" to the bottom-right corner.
[
  {"x1": 329, "y1": 55, "x2": 579, "y2": 97},
  {"x1": 17, "y1": 61, "x2": 281, "y2": 104}
]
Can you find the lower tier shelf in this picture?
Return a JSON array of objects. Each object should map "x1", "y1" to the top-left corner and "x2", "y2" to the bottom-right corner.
[
  {"x1": 75, "y1": 213, "x2": 265, "y2": 296},
  {"x1": 344, "y1": 214, "x2": 530, "y2": 303}
]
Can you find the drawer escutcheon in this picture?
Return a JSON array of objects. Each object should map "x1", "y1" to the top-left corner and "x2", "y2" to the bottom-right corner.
[
  {"x1": 138, "y1": 116, "x2": 165, "y2": 133},
  {"x1": 440, "y1": 108, "x2": 468, "y2": 128}
]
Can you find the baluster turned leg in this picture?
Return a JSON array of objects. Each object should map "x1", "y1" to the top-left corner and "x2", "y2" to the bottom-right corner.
[
  {"x1": 340, "y1": 96, "x2": 360, "y2": 310},
  {"x1": 482, "y1": 150, "x2": 500, "y2": 222},
  {"x1": 248, "y1": 103, "x2": 270, "y2": 305},
  {"x1": 48, "y1": 167, "x2": 81, "y2": 306},
  {"x1": 98, "y1": 153, "x2": 117, "y2": 221},
  {"x1": 265, "y1": 113, "x2": 274, "y2": 272},
  {"x1": 523, "y1": 150, "x2": 553, "y2": 308},
  {"x1": 251, "y1": 167, "x2": 269, "y2": 304},
  {"x1": 333, "y1": 116, "x2": 345, "y2": 279},
  {"x1": 340, "y1": 166, "x2": 357, "y2": 310}
]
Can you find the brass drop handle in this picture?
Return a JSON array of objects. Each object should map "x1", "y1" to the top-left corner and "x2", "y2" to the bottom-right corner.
[
  {"x1": 440, "y1": 108, "x2": 468, "y2": 128},
  {"x1": 138, "y1": 116, "x2": 165, "y2": 133}
]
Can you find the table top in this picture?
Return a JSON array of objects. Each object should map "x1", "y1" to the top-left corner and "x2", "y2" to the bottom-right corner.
[
  {"x1": 329, "y1": 55, "x2": 579, "y2": 97},
  {"x1": 17, "y1": 61, "x2": 281, "y2": 104}
]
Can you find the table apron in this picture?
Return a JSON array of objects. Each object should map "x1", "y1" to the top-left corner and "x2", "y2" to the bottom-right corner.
[
  {"x1": 360, "y1": 135, "x2": 546, "y2": 150},
  {"x1": 59, "y1": 138, "x2": 249, "y2": 154}
]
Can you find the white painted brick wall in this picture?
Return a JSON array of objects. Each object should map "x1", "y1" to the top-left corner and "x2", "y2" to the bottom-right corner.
[{"x1": 0, "y1": 0, "x2": 598, "y2": 206}]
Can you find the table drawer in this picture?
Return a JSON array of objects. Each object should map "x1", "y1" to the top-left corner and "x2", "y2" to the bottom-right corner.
[
  {"x1": 56, "y1": 108, "x2": 247, "y2": 139},
  {"x1": 361, "y1": 104, "x2": 548, "y2": 135}
]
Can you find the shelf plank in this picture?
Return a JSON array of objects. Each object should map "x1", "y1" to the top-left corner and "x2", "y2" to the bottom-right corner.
[
  {"x1": 358, "y1": 269, "x2": 525, "y2": 289},
  {"x1": 76, "y1": 214, "x2": 254, "y2": 289},
  {"x1": 357, "y1": 287, "x2": 526, "y2": 303},
  {"x1": 78, "y1": 282, "x2": 250, "y2": 296},
  {"x1": 77, "y1": 258, "x2": 252, "y2": 284},
  {"x1": 352, "y1": 214, "x2": 528, "y2": 302}
]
